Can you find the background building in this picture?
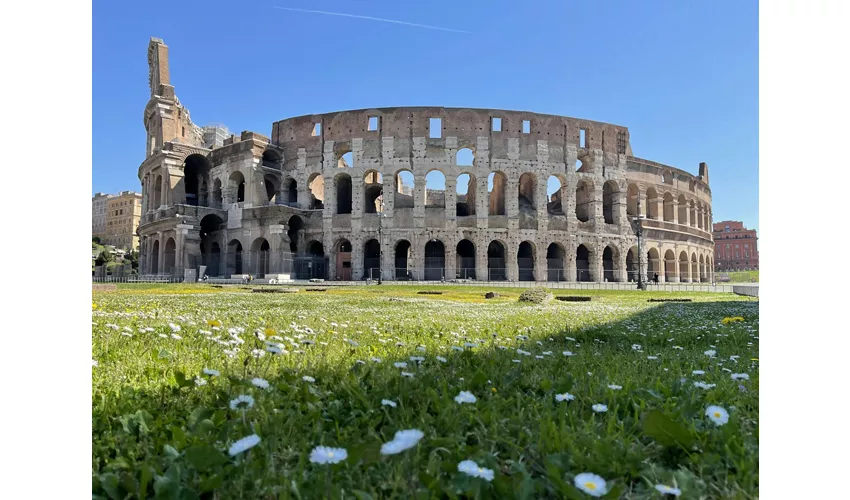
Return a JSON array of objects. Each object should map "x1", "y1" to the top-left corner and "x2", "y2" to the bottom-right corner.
[
  {"x1": 101, "y1": 191, "x2": 143, "y2": 250},
  {"x1": 92, "y1": 192, "x2": 113, "y2": 240},
  {"x1": 713, "y1": 220, "x2": 758, "y2": 270}
]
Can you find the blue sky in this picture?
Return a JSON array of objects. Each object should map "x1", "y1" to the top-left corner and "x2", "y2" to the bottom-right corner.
[{"x1": 93, "y1": 0, "x2": 758, "y2": 231}]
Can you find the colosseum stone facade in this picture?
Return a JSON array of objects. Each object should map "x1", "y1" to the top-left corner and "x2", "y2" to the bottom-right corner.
[{"x1": 137, "y1": 38, "x2": 715, "y2": 284}]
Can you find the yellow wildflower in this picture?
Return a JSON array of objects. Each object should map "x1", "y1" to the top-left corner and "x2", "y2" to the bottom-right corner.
[{"x1": 208, "y1": 319, "x2": 221, "y2": 327}]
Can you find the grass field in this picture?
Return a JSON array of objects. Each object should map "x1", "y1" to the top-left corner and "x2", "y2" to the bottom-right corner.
[
  {"x1": 719, "y1": 271, "x2": 759, "y2": 283},
  {"x1": 92, "y1": 284, "x2": 759, "y2": 499}
]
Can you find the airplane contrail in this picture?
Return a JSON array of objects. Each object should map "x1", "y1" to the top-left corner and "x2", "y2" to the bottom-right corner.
[{"x1": 272, "y1": 6, "x2": 470, "y2": 34}]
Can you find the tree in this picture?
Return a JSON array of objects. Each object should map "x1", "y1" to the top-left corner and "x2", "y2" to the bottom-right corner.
[{"x1": 95, "y1": 250, "x2": 114, "y2": 267}]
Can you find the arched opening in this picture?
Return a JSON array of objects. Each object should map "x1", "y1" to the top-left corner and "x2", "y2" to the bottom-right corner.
[
  {"x1": 626, "y1": 247, "x2": 637, "y2": 282},
  {"x1": 183, "y1": 154, "x2": 211, "y2": 206},
  {"x1": 394, "y1": 240, "x2": 412, "y2": 280},
  {"x1": 646, "y1": 188, "x2": 659, "y2": 220},
  {"x1": 262, "y1": 150, "x2": 280, "y2": 169},
  {"x1": 517, "y1": 241, "x2": 535, "y2": 281},
  {"x1": 335, "y1": 173, "x2": 352, "y2": 214},
  {"x1": 603, "y1": 246, "x2": 616, "y2": 282},
  {"x1": 200, "y1": 214, "x2": 225, "y2": 277},
  {"x1": 424, "y1": 239, "x2": 445, "y2": 280},
  {"x1": 576, "y1": 244, "x2": 591, "y2": 282},
  {"x1": 425, "y1": 170, "x2": 446, "y2": 209},
  {"x1": 229, "y1": 171, "x2": 246, "y2": 204},
  {"x1": 308, "y1": 241, "x2": 324, "y2": 256},
  {"x1": 487, "y1": 241, "x2": 506, "y2": 281},
  {"x1": 689, "y1": 201, "x2": 697, "y2": 228},
  {"x1": 264, "y1": 174, "x2": 279, "y2": 205},
  {"x1": 212, "y1": 179, "x2": 223, "y2": 209},
  {"x1": 364, "y1": 171, "x2": 383, "y2": 213},
  {"x1": 575, "y1": 180, "x2": 592, "y2": 222},
  {"x1": 150, "y1": 240, "x2": 160, "y2": 274},
  {"x1": 163, "y1": 238, "x2": 176, "y2": 276},
  {"x1": 518, "y1": 173, "x2": 536, "y2": 211},
  {"x1": 691, "y1": 253, "x2": 699, "y2": 283},
  {"x1": 283, "y1": 177, "x2": 297, "y2": 206},
  {"x1": 664, "y1": 249, "x2": 676, "y2": 282},
  {"x1": 576, "y1": 156, "x2": 588, "y2": 173},
  {"x1": 395, "y1": 170, "x2": 415, "y2": 209},
  {"x1": 336, "y1": 239, "x2": 352, "y2": 280},
  {"x1": 363, "y1": 239, "x2": 381, "y2": 280},
  {"x1": 679, "y1": 251, "x2": 689, "y2": 282},
  {"x1": 295, "y1": 240, "x2": 327, "y2": 280},
  {"x1": 339, "y1": 151, "x2": 354, "y2": 169},
  {"x1": 153, "y1": 175, "x2": 163, "y2": 209},
  {"x1": 547, "y1": 176, "x2": 566, "y2": 215},
  {"x1": 456, "y1": 173, "x2": 476, "y2": 216},
  {"x1": 546, "y1": 243, "x2": 566, "y2": 281},
  {"x1": 678, "y1": 195, "x2": 688, "y2": 225},
  {"x1": 287, "y1": 215, "x2": 304, "y2": 255},
  {"x1": 696, "y1": 203, "x2": 704, "y2": 230},
  {"x1": 456, "y1": 147, "x2": 474, "y2": 167},
  {"x1": 252, "y1": 238, "x2": 270, "y2": 278},
  {"x1": 699, "y1": 255, "x2": 706, "y2": 282},
  {"x1": 647, "y1": 248, "x2": 661, "y2": 282},
  {"x1": 663, "y1": 192, "x2": 675, "y2": 222},
  {"x1": 227, "y1": 239, "x2": 243, "y2": 275},
  {"x1": 488, "y1": 172, "x2": 506, "y2": 216},
  {"x1": 308, "y1": 174, "x2": 324, "y2": 210},
  {"x1": 602, "y1": 181, "x2": 618, "y2": 224},
  {"x1": 627, "y1": 184, "x2": 639, "y2": 217},
  {"x1": 456, "y1": 239, "x2": 476, "y2": 279}
]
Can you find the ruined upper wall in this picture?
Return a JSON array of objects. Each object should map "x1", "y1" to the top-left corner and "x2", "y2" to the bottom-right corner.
[{"x1": 271, "y1": 107, "x2": 633, "y2": 161}]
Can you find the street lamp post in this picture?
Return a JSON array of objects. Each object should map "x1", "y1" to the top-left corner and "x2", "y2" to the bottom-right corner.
[
  {"x1": 632, "y1": 199, "x2": 647, "y2": 290},
  {"x1": 377, "y1": 195, "x2": 384, "y2": 285}
]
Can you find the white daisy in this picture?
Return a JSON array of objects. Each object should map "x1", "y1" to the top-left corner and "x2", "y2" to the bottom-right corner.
[
  {"x1": 302, "y1": 376, "x2": 315, "y2": 383},
  {"x1": 229, "y1": 394, "x2": 255, "y2": 410},
  {"x1": 647, "y1": 355, "x2": 658, "y2": 360},
  {"x1": 555, "y1": 392, "x2": 575, "y2": 402},
  {"x1": 92, "y1": 359, "x2": 98, "y2": 367},
  {"x1": 655, "y1": 484, "x2": 682, "y2": 496},
  {"x1": 535, "y1": 355, "x2": 544, "y2": 359},
  {"x1": 607, "y1": 384, "x2": 623, "y2": 390},
  {"x1": 171, "y1": 334, "x2": 182, "y2": 340},
  {"x1": 251, "y1": 378, "x2": 270, "y2": 389},
  {"x1": 692, "y1": 370, "x2": 705, "y2": 376},
  {"x1": 194, "y1": 377, "x2": 207, "y2": 387},
  {"x1": 436, "y1": 356, "x2": 447, "y2": 363},
  {"x1": 731, "y1": 373, "x2": 749, "y2": 381},
  {"x1": 512, "y1": 359, "x2": 521, "y2": 363},
  {"x1": 592, "y1": 404, "x2": 608, "y2": 413},
  {"x1": 380, "y1": 429, "x2": 425, "y2": 455},
  {"x1": 704, "y1": 350, "x2": 717, "y2": 357},
  {"x1": 705, "y1": 405, "x2": 729, "y2": 425},
  {"x1": 355, "y1": 360, "x2": 366, "y2": 365},
  {"x1": 382, "y1": 399, "x2": 397, "y2": 407},
  {"x1": 169, "y1": 323, "x2": 181, "y2": 332},
  {"x1": 562, "y1": 351, "x2": 574, "y2": 357},
  {"x1": 452, "y1": 346, "x2": 464, "y2": 351},
  {"x1": 203, "y1": 368, "x2": 219, "y2": 376},
  {"x1": 370, "y1": 357, "x2": 382, "y2": 363},
  {"x1": 693, "y1": 382, "x2": 716, "y2": 390},
  {"x1": 410, "y1": 356, "x2": 425, "y2": 362},
  {"x1": 309, "y1": 446, "x2": 347, "y2": 464},
  {"x1": 266, "y1": 345, "x2": 282, "y2": 354},
  {"x1": 454, "y1": 391, "x2": 477, "y2": 404},
  {"x1": 574, "y1": 472, "x2": 608, "y2": 497},
  {"x1": 417, "y1": 346, "x2": 426, "y2": 352},
  {"x1": 394, "y1": 362, "x2": 408, "y2": 369},
  {"x1": 458, "y1": 459, "x2": 494, "y2": 481},
  {"x1": 631, "y1": 344, "x2": 642, "y2": 351},
  {"x1": 401, "y1": 372, "x2": 415, "y2": 378},
  {"x1": 346, "y1": 339, "x2": 359, "y2": 347},
  {"x1": 251, "y1": 349, "x2": 265, "y2": 358},
  {"x1": 228, "y1": 434, "x2": 261, "y2": 456}
]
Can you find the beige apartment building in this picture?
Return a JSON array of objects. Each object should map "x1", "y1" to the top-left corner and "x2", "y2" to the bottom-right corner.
[
  {"x1": 92, "y1": 192, "x2": 112, "y2": 239},
  {"x1": 98, "y1": 191, "x2": 143, "y2": 250}
]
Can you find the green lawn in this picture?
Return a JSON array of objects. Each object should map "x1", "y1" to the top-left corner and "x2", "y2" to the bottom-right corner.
[
  {"x1": 92, "y1": 285, "x2": 759, "y2": 499},
  {"x1": 720, "y1": 271, "x2": 759, "y2": 283}
]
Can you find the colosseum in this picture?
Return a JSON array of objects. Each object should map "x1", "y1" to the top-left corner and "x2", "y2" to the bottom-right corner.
[{"x1": 137, "y1": 38, "x2": 715, "y2": 284}]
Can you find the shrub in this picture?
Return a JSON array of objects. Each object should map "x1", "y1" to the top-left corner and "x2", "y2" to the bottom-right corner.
[
  {"x1": 518, "y1": 287, "x2": 553, "y2": 304},
  {"x1": 484, "y1": 292, "x2": 500, "y2": 299}
]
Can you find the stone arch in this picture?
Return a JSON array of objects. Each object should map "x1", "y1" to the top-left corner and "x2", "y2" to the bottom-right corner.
[
  {"x1": 364, "y1": 170, "x2": 383, "y2": 213},
  {"x1": 547, "y1": 175, "x2": 567, "y2": 215},
  {"x1": 335, "y1": 172, "x2": 352, "y2": 214},
  {"x1": 488, "y1": 171, "x2": 507, "y2": 216},
  {"x1": 664, "y1": 249, "x2": 676, "y2": 282},
  {"x1": 576, "y1": 155, "x2": 588, "y2": 173},
  {"x1": 647, "y1": 247, "x2": 661, "y2": 281},
  {"x1": 602, "y1": 245, "x2": 618, "y2": 282},
  {"x1": 394, "y1": 239, "x2": 412, "y2": 280},
  {"x1": 212, "y1": 178, "x2": 223, "y2": 208},
  {"x1": 287, "y1": 215, "x2": 304, "y2": 254},
  {"x1": 338, "y1": 150, "x2": 354, "y2": 169},
  {"x1": 602, "y1": 180, "x2": 618, "y2": 224},
  {"x1": 691, "y1": 252, "x2": 699, "y2": 283},
  {"x1": 576, "y1": 243, "x2": 591, "y2": 282},
  {"x1": 678, "y1": 195, "x2": 688, "y2": 225},
  {"x1": 283, "y1": 177, "x2": 297, "y2": 206},
  {"x1": 251, "y1": 237, "x2": 271, "y2": 278},
  {"x1": 262, "y1": 149, "x2": 281, "y2": 169},
  {"x1": 456, "y1": 239, "x2": 476, "y2": 279},
  {"x1": 626, "y1": 246, "x2": 638, "y2": 282},
  {"x1": 183, "y1": 154, "x2": 212, "y2": 206},
  {"x1": 575, "y1": 179, "x2": 593, "y2": 222},
  {"x1": 546, "y1": 242, "x2": 566, "y2": 281},
  {"x1": 487, "y1": 240, "x2": 507, "y2": 281},
  {"x1": 335, "y1": 239, "x2": 352, "y2": 280},
  {"x1": 199, "y1": 214, "x2": 225, "y2": 276},
  {"x1": 456, "y1": 173, "x2": 476, "y2": 216},
  {"x1": 163, "y1": 237, "x2": 176, "y2": 276},
  {"x1": 627, "y1": 184, "x2": 639, "y2": 217},
  {"x1": 307, "y1": 240, "x2": 325, "y2": 256},
  {"x1": 264, "y1": 174, "x2": 280, "y2": 205},
  {"x1": 662, "y1": 169, "x2": 673, "y2": 185},
  {"x1": 517, "y1": 240, "x2": 536, "y2": 281},
  {"x1": 395, "y1": 169, "x2": 415, "y2": 209},
  {"x1": 227, "y1": 239, "x2": 243, "y2": 275},
  {"x1": 228, "y1": 171, "x2": 246, "y2": 204},
  {"x1": 363, "y1": 239, "x2": 381, "y2": 280},
  {"x1": 149, "y1": 239, "x2": 160, "y2": 274},
  {"x1": 456, "y1": 147, "x2": 474, "y2": 167},
  {"x1": 307, "y1": 173, "x2": 324, "y2": 210},
  {"x1": 153, "y1": 174, "x2": 163, "y2": 208},
  {"x1": 425, "y1": 170, "x2": 447, "y2": 208},
  {"x1": 679, "y1": 250, "x2": 690, "y2": 282},
  {"x1": 646, "y1": 188, "x2": 659, "y2": 220},
  {"x1": 663, "y1": 192, "x2": 675, "y2": 222},
  {"x1": 518, "y1": 172, "x2": 536, "y2": 211},
  {"x1": 699, "y1": 254, "x2": 706, "y2": 282},
  {"x1": 424, "y1": 238, "x2": 445, "y2": 280},
  {"x1": 689, "y1": 200, "x2": 697, "y2": 228}
]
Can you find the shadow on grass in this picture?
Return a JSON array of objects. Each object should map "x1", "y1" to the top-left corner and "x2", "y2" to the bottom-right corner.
[{"x1": 92, "y1": 290, "x2": 759, "y2": 499}]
